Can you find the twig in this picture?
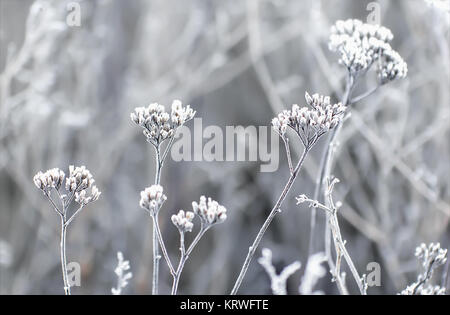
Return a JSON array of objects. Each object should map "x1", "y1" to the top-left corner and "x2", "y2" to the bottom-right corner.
[{"x1": 231, "y1": 147, "x2": 309, "y2": 295}]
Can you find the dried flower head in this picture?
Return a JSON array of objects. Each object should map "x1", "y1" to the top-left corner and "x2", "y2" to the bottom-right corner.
[
  {"x1": 192, "y1": 196, "x2": 227, "y2": 226},
  {"x1": 415, "y1": 242, "x2": 447, "y2": 269},
  {"x1": 131, "y1": 100, "x2": 195, "y2": 146},
  {"x1": 171, "y1": 210, "x2": 195, "y2": 233},
  {"x1": 33, "y1": 168, "x2": 65, "y2": 193},
  {"x1": 171, "y1": 100, "x2": 196, "y2": 127},
  {"x1": 378, "y1": 48, "x2": 408, "y2": 84},
  {"x1": 65, "y1": 165, "x2": 95, "y2": 193},
  {"x1": 139, "y1": 185, "x2": 167, "y2": 215},
  {"x1": 329, "y1": 19, "x2": 407, "y2": 82},
  {"x1": 272, "y1": 92, "x2": 346, "y2": 148},
  {"x1": 74, "y1": 185, "x2": 101, "y2": 206}
]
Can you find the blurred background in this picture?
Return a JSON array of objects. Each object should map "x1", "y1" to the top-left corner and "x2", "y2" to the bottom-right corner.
[{"x1": 0, "y1": 0, "x2": 449, "y2": 295}]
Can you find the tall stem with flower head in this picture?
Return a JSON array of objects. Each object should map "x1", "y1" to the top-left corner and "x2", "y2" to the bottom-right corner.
[
  {"x1": 139, "y1": 186, "x2": 227, "y2": 295},
  {"x1": 33, "y1": 166, "x2": 101, "y2": 295},
  {"x1": 307, "y1": 20, "x2": 408, "y2": 287},
  {"x1": 231, "y1": 92, "x2": 347, "y2": 295},
  {"x1": 131, "y1": 100, "x2": 195, "y2": 294}
]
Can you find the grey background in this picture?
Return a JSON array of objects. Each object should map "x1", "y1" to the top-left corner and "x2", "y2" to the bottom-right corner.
[{"x1": 0, "y1": 0, "x2": 449, "y2": 294}]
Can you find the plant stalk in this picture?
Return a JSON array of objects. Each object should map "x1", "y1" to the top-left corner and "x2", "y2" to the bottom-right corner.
[{"x1": 231, "y1": 148, "x2": 309, "y2": 295}]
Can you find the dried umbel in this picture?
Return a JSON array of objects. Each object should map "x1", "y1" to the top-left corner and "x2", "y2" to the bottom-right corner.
[
  {"x1": 74, "y1": 185, "x2": 101, "y2": 206},
  {"x1": 130, "y1": 100, "x2": 195, "y2": 146},
  {"x1": 378, "y1": 48, "x2": 408, "y2": 84},
  {"x1": 329, "y1": 19, "x2": 407, "y2": 83},
  {"x1": 192, "y1": 196, "x2": 227, "y2": 226},
  {"x1": 33, "y1": 165, "x2": 101, "y2": 295},
  {"x1": 415, "y1": 242, "x2": 447, "y2": 270},
  {"x1": 33, "y1": 168, "x2": 65, "y2": 193},
  {"x1": 272, "y1": 92, "x2": 346, "y2": 148},
  {"x1": 171, "y1": 210, "x2": 195, "y2": 233},
  {"x1": 139, "y1": 185, "x2": 167, "y2": 216},
  {"x1": 65, "y1": 165, "x2": 96, "y2": 193}
]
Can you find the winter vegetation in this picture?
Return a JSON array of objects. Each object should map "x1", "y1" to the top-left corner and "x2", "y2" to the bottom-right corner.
[{"x1": 0, "y1": 0, "x2": 449, "y2": 295}]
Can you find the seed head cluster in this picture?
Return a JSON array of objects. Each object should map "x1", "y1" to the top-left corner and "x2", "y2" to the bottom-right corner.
[
  {"x1": 33, "y1": 168, "x2": 65, "y2": 193},
  {"x1": 329, "y1": 19, "x2": 407, "y2": 83},
  {"x1": 272, "y1": 92, "x2": 346, "y2": 148},
  {"x1": 34, "y1": 166, "x2": 101, "y2": 205},
  {"x1": 139, "y1": 185, "x2": 167, "y2": 215},
  {"x1": 192, "y1": 196, "x2": 227, "y2": 226},
  {"x1": 171, "y1": 210, "x2": 195, "y2": 233},
  {"x1": 130, "y1": 100, "x2": 195, "y2": 146}
]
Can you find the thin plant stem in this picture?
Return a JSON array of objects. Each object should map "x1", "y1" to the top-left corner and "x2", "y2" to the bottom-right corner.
[
  {"x1": 60, "y1": 215, "x2": 70, "y2": 295},
  {"x1": 171, "y1": 224, "x2": 208, "y2": 295},
  {"x1": 442, "y1": 256, "x2": 450, "y2": 294},
  {"x1": 149, "y1": 137, "x2": 185, "y2": 294},
  {"x1": 151, "y1": 144, "x2": 162, "y2": 295},
  {"x1": 152, "y1": 212, "x2": 175, "y2": 276},
  {"x1": 230, "y1": 147, "x2": 309, "y2": 295},
  {"x1": 326, "y1": 179, "x2": 366, "y2": 295},
  {"x1": 350, "y1": 85, "x2": 379, "y2": 103},
  {"x1": 282, "y1": 137, "x2": 294, "y2": 174},
  {"x1": 308, "y1": 73, "x2": 354, "y2": 257}
]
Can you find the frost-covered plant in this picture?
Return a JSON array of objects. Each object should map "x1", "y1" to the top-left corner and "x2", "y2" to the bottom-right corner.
[
  {"x1": 299, "y1": 252, "x2": 327, "y2": 295},
  {"x1": 130, "y1": 100, "x2": 195, "y2": 147},
  {"x1": 258, "y1": 248, "x2": 301, "y2": 295},
  {"x1": 33, "y1": 165, "x2": 101, "y2": 295},
  {"x1": 140, "y1": 191, "x2": 227, "y2": 294},
  {"x1": 131, "y1": 100, "x2": 195, "y2": 295},
  {"x1": 258, "y1": 249, "x2": 327, "y2": 295},
  {"x1": 111, "y1": 251, "x2": 133, "y2": 295},
  {"x1": 231, "y1": 92, "x2": 344, "y2": 294},
  {"x1": 309, "y1": 19, "x2": 408, "y2": 282},
  {"x1": 400, "y1": 243, "x2": 448, "y2": 295},
  {"x1": 329, "y1": 19, "x2": 407, "y2": 84},
  {"x1": 297, "y1": 178, "x2": 366, "y2": 295}
]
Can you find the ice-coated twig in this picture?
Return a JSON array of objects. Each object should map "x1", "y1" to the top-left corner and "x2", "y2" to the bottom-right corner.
[
  {"x1": 258, "y1": 248, "x2": 301, "y2": 295},
  {"x1": 298, "y1": 178, "x2": 366, "y2": 295},
  {"x1": 111, "y1": 252, "x2": 133, "y2": 295},
  {"x1": 401, "y1": 243, "x2": 448, "y2": 295},
  {"x1": 299, "y1": 252, "x2": 327, "y2": 295}
]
